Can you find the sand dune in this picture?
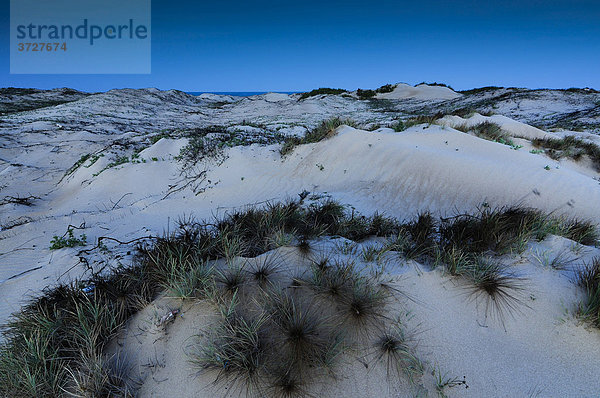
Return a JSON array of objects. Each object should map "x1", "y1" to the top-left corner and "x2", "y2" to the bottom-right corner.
[{"x1": 1, "y1": 85, "x2": 599, "y2": 397}]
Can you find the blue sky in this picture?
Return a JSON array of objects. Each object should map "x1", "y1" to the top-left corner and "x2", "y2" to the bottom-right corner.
[{"x1": 1, "y1": 0, "x2": 599, "y2": 92}]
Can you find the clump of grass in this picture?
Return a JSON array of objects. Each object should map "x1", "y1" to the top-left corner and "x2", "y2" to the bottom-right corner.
[
  {"x1": 247, "y1": 252, "x2": 284, "y2": 287},
  {"x1": 416, "y1": 81, "x2": 454, "y2": 90},
  {"x1": 194, "y1": 302, "x2": 269, "y2": 394},
  {"x1": 299, "y1": 88, "x2": 347, "y2": 100},
  {"x1": 165, "y1": 260, "x2": 215, "y2": 299},
  {"x1": 49, "y1": 227, "x2": 87, "y2": 250},
  {"x1": 392, "y1": 114, "x2": 443, "y2": 132},
  {"x1": 373, "y1": 324, "x2": 422, "y2": 380},
  {"x1": 215, "y1": 262, "x2": 249, "y2": 297},
  {"x1": 463, "y1": 257, "x2": 527, "y2": 326},
  {"x1": 439, "y1": 206, "x2": 548, "y2": 255},
  {"x1": 63, "y1": 154, "x2": 91, "y2": 178},
  {"x1": 264, "y1": 290, "x2": 336, "y2": 367},
  {"x1": 338, "y1": 278, "x2": 391, "y2": 332},
  {"x1": 450, "y1": 107, "x2": 494, "y2": 118},
  {"x1": 575, "y1": 257, "x2": 600, "y2": 327},
  {"x1": 532, "y1": 135, "x2": 600, "y2": 171},
  {"x1": 376, "y1": 84, "x2": 396, "y2": 93},
  {"x1": 356, "y1": 89, "x2": 377, "y2": 99},
  {"x1": 280, "y1": 117, "x2": 356, "y2": 156},
  {"x1": 264, "y1": 365, "x2": 311, "y2": 398},
  {"x1": 560, "y1": 219, "x2": 598, "y2": 246},
  {"x1": 176, "y1": 126, "x2": 286, "y2": 167},
  {"x1": 468, "y1": 122, "x2": 516, "y2": 147},
  {"x1": 297, "y1": 259, "x2": 391, "y2": 334},
  {"x1": 0, "y1": 276, "x2": 147, "y2": 397},
  {"x1": 297, "y1": 260, "x2": 353, "y2": 300}
]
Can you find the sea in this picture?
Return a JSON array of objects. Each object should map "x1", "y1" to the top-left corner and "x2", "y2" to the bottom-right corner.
[{"x1": 186, "y1": 92, "x2": 300, "y2": 97}]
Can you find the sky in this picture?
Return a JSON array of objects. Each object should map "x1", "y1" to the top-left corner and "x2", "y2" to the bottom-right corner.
[{"x1": 0, "y1": 0, "x2": 599, "y2": 92}]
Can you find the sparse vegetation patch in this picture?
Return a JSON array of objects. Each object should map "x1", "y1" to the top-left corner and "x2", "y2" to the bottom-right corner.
[
  {"x1": 280, "y1": 117, "x2": 356, "y2": 156},
  {"x1": 299, "y1": 88, "x2": 347, "y2": 100},
  {"x1": 532, "y1": 135, "x2": 600, "y2": 171}
]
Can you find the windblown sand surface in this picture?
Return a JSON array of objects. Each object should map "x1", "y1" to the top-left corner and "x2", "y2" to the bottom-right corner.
[{"x1": 1, "y1": 84, "x2": 600, "y2": 396}]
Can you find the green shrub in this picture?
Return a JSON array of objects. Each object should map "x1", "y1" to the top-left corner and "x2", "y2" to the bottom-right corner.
[
  {"x1": 299, "y1": 88, "x2": 347, "y2": 100},
  {"x1": 356, "y1": 89, "x2": 376, "y2": 99},
  {"x1": 49, "y1": 228, "x2": 87, "y2": 250},
  {"x1": 376, "y1": 84, "x2": 396, "y2": 94}
]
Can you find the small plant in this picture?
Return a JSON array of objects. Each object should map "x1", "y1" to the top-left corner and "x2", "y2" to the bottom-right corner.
[
  {"x1": 316, "y1": 163, "x2": 324, "y2": 171},
  {"x1": 337, "y1": 275, "x2": 391, "y2": 332},
  {"x1": 544, "y1": 165, "x2": 551, "y2": 170},
  {"x1": 373, "y1": 324, "x2": 421, "y2": 380},
  {"x1": 463, "y1": 257, "x2": 528, "y2": 326},
  {"x1": 193, "y1": 303, "x2": 269, "y2": 394},
  {"x1": 50, "y1": 228, "x2": 87, "y2": 250},
  {"x1": 434, "y1": 367, "x2": 468, "y2": 397},
  {"x1": 83, "y1": 153, "x2": 104, "y2": 168},
  {"x1": 247, "y1": 253, "x2": 283, "y2": 287},
  {"x1": 264, "y1": 290, "x2": 335, "y2": 367},
  {"x1": 360, "y1": 244, "x2": 386, "y2": 263},
  {"x1": 217, "y1": 264, "x2": 248, "y2": 293},
  {"x1": 63, "y1": 154, "x2": 91, "y2": 177},
  {"x1": 575, "y1": 257, "x2": 600, "y2": 328}
]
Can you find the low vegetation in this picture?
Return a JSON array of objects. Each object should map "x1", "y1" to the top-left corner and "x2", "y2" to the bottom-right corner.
[
  {"x1": 449, "y1": 107, "x2": 494, "y2": 118},
  {"x1": 1, "y1": 197, "x2": 597, "y2": 397},
  {"x1": 49, "y1": 228, "x2": 87, "y2": 250},
  {"x1": 376, "y1": 84, "x2": 396, "y2": 94},
  {"x1": 457, "y1": 86, "x2": 506, "y2": 95},
  {"x1": 392, "y1": 114, "x2": 443, "y2": 132},
  {"x1": 461, "y1": 122, "x2": 517, "y2": 147},
  {"x1": 416, "y1": 82, "x2": 454, "y2": 90},
  {"x1": 298, "y1": 88, "x2": 347, "y2": 100},
  {"x1": 280, "y1": 117, "x2": 356, "y2": 156},
  {"x1": 576, "y1": 257, "x2": 600, "y2": 328},
  {"x1": 355, "y1": 89, "x2": 376, "y2": 99},
  {"x1": 531, "y1": 135, "x2": 600, "y2": 171}
]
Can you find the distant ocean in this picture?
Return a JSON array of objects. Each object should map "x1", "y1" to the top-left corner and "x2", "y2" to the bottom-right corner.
[{"x1": 186, "y1": 92, "x2": 300, "y2": 97}]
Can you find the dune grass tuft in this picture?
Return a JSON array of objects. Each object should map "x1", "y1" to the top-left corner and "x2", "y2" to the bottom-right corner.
[
  {"x1": 575, "y1": 257, "x2": 600, "y2": 327},
  {"x1": 280, "y1": 117, "x2": 357, "y2": 156},
  {"x1": 463, "y1": 257, "x2": 528, "y2": 325},
  {"x1": 373, "y1": 324, "x2": 422, "y2": 381},
  {"x1": 194, "y1": 301, "x2": 269, "y2": 394},
  {"x1": 532, "y1": 135, "x2": 600, "y2": 171}
]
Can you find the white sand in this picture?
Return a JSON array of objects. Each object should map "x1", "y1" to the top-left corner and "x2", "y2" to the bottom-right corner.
[{"x1": 376, "y1": 83, "x2": 461, "y2": 100}]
